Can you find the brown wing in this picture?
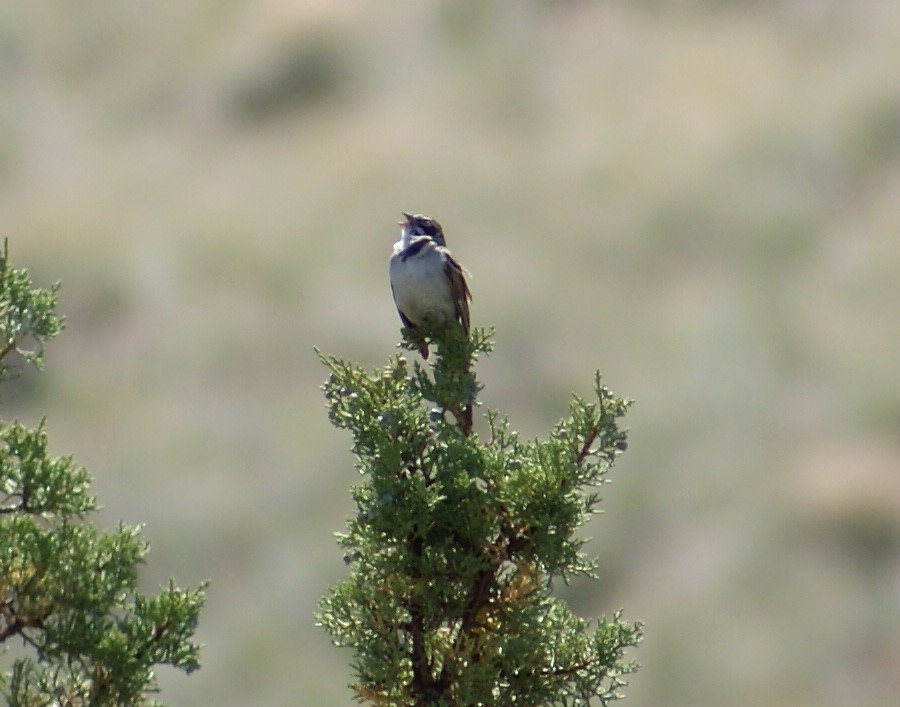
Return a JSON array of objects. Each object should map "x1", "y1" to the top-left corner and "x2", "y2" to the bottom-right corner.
[{"x1": 444, "y1": 253, "x2": 471, "y2": 334}]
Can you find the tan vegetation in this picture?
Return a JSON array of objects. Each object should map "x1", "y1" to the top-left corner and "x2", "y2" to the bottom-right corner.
[{"x1": 3, "y1": 2, "x2": 899, "y2": 705}]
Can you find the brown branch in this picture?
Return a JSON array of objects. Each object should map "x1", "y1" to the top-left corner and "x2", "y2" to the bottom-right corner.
[
  {"x1": 409, "y1": 603, "x2": 439, "y2": 706},
  {"x1": 576, "y1": 428, "x2": 599, "y2": 464},
  {"x1": 453, "y1": 403, "x2": 473, "y2": 436},
  {"x1": 0, "y1": 609, "x2": 46, "y2": 643},
  {"x1": 404, "y1": 531, "x2": 443, "y2": 705},
  {"x1": 437, "y1": 526, "x2": 531, "y2": 691},
  {"x1": 0, "y1": 501, "x2": 23, "y2": 514},
  {"x1": 0, "y1": 337, "x2": 18, "y2": 362},
  {"x1": 0, "y1": 616, "x2": 23, "y2": 643}
]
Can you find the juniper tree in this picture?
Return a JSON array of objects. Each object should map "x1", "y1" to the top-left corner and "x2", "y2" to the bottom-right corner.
[
  {"x1": 0, "y1": 242, "x2": 206, "y2": 706},
  {"x1": 317, "y1": 322, "x2": 641, "y2": 706}
]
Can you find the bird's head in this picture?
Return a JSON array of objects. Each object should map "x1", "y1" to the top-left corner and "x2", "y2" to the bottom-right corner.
[{"x1": 401, "y1": 212, "x2": 446, "y2": 246}]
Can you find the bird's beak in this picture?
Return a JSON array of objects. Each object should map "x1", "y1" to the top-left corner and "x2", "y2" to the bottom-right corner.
[{"x1": 401, "y1": 212, "x2": 414, "y2": 224}]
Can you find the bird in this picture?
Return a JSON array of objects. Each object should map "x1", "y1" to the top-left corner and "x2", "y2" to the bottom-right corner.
[{"x1": 389, "y1": 212, "x2": 471, "y2": 360}]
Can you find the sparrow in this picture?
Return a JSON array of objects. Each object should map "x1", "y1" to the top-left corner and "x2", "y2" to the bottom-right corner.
[{"x1": 389, "y1": 212, "x2": 471, "y2": 360}]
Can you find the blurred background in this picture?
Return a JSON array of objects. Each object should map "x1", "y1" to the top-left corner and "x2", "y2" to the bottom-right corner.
[{"x1": 3, "y1": 1, "x2": 900, "y2": 705}]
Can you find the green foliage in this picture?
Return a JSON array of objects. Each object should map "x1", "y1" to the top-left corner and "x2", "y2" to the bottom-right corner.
[
  {"x1": 0, "y1": 240, "x2": 64, "y2": 380},
  {"x1": 0, "y1": 244, "x2": 206, "y2": 706},
  {"x1": 317, "y1": 324, "x2": 641, "y2": 706}
]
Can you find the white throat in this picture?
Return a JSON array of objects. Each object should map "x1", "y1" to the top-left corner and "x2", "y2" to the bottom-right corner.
[{"x1": 394, "y1": 225, "x2": 419, "y2": 255}]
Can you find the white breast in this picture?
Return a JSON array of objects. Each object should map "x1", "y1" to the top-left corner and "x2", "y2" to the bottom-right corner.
[{"x1": 390, "y1": 240, "x2": 455, "y2": 326}]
